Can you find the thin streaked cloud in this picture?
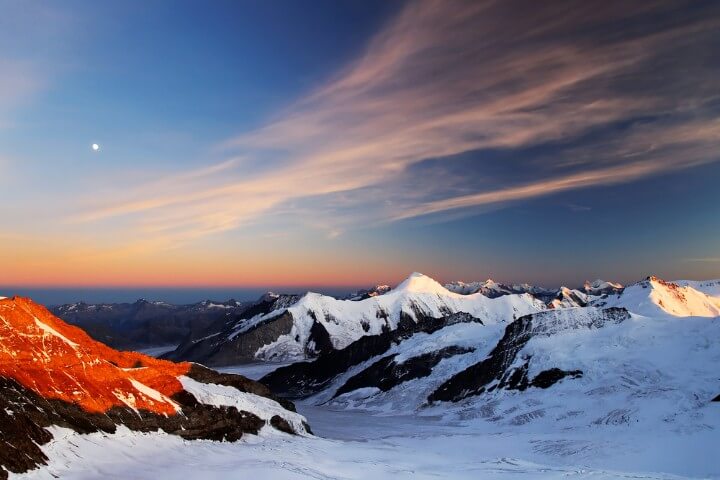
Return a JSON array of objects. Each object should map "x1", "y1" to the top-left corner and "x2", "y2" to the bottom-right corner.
[{"x1": 71, "y1": 0, "x2": 720, "y2": 248}]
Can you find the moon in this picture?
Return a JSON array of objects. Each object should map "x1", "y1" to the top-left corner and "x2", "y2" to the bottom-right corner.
[{"x1": 92, "y1": 143, "x2": 100, "y2": 151}]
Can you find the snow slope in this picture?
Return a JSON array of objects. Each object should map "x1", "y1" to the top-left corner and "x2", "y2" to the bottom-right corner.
[
  {"x1": 675, "y1": 279, "x2": 720, "y2": 300},
  {"x1": 595, "y1": 276, "x2": 720, "y2": 317},
  {"x1": 17, "y1": 410, "x2": 720, "y2": 480}
]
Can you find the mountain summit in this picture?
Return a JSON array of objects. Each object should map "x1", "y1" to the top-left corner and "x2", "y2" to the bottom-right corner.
[{"x1": 165, "y1": 272, "x2": 546, "y2": 366}]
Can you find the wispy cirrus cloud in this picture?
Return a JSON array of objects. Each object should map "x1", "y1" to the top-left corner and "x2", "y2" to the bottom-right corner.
[
  {"x1": 74, "y1": 0, "x2": 720, "y2": 247},
  {"x1": 686, "y1": 258, "x2": 720, "y2": 263}
]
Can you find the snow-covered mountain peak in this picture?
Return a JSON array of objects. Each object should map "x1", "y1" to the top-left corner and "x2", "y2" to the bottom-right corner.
[
  {"x1": 394, "y1": 272, "x2": 448, "y2": 295},
  {"x1": 595, "y1": 275, "x2": 720, "y2": 317},
  {"x1": 169, "y1": 273, "x2": 546, "y2": 365}
]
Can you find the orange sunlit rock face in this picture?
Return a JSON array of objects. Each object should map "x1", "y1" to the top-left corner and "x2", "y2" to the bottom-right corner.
[{"x1": 0, "y1": 297, "x2": 190, "y2": 415}]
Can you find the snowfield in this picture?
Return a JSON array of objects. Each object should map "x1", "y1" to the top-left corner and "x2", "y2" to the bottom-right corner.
[{"x1": 18, "y1": 387, "x2": 720, "y2": 480}]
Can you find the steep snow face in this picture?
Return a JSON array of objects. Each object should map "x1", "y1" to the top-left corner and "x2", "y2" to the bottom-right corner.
[
  {"x1": 395, "y1": 272, "x2": 447, "y2": 293},
  {"x1": 548, "y1": 287, "x2": 588, "y2": 309},
  {"x1": 302, "y1": 307, "x2": 628, "y2": 409},
  {"x1": 595, "y1": 276, "x2": 720, "y2": 317},
  {"x1": 253, "y1": 273, "x2": 546, "y2": 361}
]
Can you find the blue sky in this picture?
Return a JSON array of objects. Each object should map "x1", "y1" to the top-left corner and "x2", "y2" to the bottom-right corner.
[{"x1": 0, "y1": 0, "x2": 719, "y2": 293}]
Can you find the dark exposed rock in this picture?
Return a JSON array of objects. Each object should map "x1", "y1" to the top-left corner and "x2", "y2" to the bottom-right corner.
[
  {"x1": 0, "y1": 296, "x2": 308, "y2": 478},
  {"x1": 261, "y1": 312, "x2": 482, "y2": 398},
  {"x1": 333, "y1": 346, "x2": 474, "y2": 399},
  {"x1": 165, "y1": 310, "x2": 295, "y2": 366},
  {"x1": 270, "y1": 415, "x2": 294, "y2": 434},
  {"x1": 712, "y1": 393, "x2": 720, "y2": 402},
  {"x1": 0, "y1": 366, "x2": 304, "y2": 478},
  {"x1": 531, "y1": 368, "x2": 583, "y2": 389},
  {"x1": 427, "y1": 307, "x2": 628, "y2": 403},
  {"x1": 186, "y1": 363, "x2": 297, "y2": 412},
  {"x1": 306, "y1": 320, "x2": 334, "y2": 357}
]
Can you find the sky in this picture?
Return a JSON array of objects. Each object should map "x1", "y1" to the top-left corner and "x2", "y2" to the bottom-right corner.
[{"x1": 1, "y1": 0, "x2": 719, "y2": 296}]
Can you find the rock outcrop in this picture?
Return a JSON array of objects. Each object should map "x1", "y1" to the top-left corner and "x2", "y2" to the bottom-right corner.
[
  {"x1": 427, "y1": 307, "x2": 629, "y2": 403},
  {"x1": 0, "y1": 297, "x2": 308, "y2": 479}
]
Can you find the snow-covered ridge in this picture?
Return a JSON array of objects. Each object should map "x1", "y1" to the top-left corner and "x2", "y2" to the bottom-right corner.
[
  {"x1": 342, "y1": 284, "x2": 392, "y2": 301},
  {"x1": 253, "y1": 272, "x2": 545, "y2": 361},
  {"x1": 444, "y1": 278, "x2": 556, "y2": 299},
  {"x1": 167, "y1": 274, "x2": 719, "y2": 367},
  {"x1": 179, "y1": 376, "x2": 308, "y2": 434},
  {"x1": 168, "y1": 273, "x2": 547, "y2": 366},
  {"x1": 595, "y1": 276, "x2": 720, "y2": 317},
  {"x1": 445, "y1": 278, "x2": 623, "y2": 300}
]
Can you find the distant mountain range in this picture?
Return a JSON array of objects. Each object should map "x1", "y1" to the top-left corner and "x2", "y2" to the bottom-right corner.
[
  {"x1": 258, "y1": 274, "x2": 719, "y2": 438},
  {"x1": 52, "y1": 298, "x2": 246, "y2": 350},
  {"x1": 162, "y1": 273, "x2": 632, "y2": 366},
  {"x1": 52, "y1": 274, "x2": 717, "y2": 366}
]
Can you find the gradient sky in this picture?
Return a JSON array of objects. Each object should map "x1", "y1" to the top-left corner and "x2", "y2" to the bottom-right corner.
[{"x1": 1, "y1": 0, "x2": 719, "y2": 291}]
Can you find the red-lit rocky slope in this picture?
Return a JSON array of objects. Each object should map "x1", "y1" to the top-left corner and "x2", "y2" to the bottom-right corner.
[{"x1": 0, "y1": 296, "x2": 309, "y2": 479}]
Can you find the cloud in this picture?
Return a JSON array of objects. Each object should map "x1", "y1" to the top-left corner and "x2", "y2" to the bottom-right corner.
[
  {"x1": 686, "y1": 258, "x2": 720, "y2": 263},
  {"x1": 390, "y1": 118, "x2": 720, "y2": 220},
  {"x1": 74, "y1": 0, "x2": 720, "y2": 246}
]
